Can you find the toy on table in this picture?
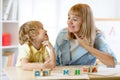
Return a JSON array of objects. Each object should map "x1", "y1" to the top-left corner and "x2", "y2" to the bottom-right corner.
[
  {"x1": 33, "y1": 69, "x2": 51, "y2": 77},
  {"x1": 62, "y1": 65, "x2": 97, "y2": 75}
]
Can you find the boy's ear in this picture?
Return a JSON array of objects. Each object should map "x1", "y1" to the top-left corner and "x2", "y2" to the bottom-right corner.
[
  {"x1": 31, "y1": 33, "x2": 37, "y2": 37},
  {"x1": 29, "y1": 31, "x2": 37, "y2": 39}
]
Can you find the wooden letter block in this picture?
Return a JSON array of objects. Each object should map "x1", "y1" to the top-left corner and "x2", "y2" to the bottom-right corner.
[
  {"x1": 82, "y1": 67, "x2": 88, "y2": 73},
  {"x1": 43, "y1": 69, "x2": 51, "y2": 76},
  {"x1": 91, "y1": 66, "x2": 97, "y2": 72},
  {"x1": 34, "y1": 70, "x2": 41, "y2": 77},
  {"x1": 63, "y1": 69, "x2": 69, "y2": 75},
  {"x1": 75, "y1": 69, "x2": 81, "y2": 75}
]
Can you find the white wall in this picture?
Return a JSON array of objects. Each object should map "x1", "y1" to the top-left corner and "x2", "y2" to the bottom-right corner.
[
  {"x1": 116, "y1": 0, "x2": 120, "y2": 18},
  {"x1": 19, "y1": 0, "x2": 33, "y2": 25},
  {"x1": 19, "y1": 0, "x2": 58, "y2": 45},
  {"x1": 57, "y1": 0, "x2": 118, "y2": 30},
  {"x1": 19, "y1": 0, "x2": 120, "y2": 47}
]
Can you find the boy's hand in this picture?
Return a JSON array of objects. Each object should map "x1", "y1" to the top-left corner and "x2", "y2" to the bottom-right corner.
[
  {"x1": 44, "y1": 58, "x2": 51, "y2": 64},
  {"x1": 42, "y1": 40, "x2": 53, "y2": 50}
]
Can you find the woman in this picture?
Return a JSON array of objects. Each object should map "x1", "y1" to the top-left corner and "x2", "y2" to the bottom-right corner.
[{"x1": 54, "y1": 3, "x2": 117, "y2": 67}]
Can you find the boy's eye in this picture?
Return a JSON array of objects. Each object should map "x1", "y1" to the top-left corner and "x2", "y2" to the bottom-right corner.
[{"x1": 40, "y1": 27, "x2": 44, "y2": 30}]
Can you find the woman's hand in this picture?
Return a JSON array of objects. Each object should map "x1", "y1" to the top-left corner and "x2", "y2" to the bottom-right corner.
[{"x1": 73, "y1": 33, "x2": 90, "y2": 46}]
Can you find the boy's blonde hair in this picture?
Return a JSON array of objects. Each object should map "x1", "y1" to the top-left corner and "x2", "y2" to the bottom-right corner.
[
  {"x1": 67, "y1": 3, "x2": 96, "y2": 47},
  {"x1": 19, "y1": 21, "x2": 43, "y2": 45}
]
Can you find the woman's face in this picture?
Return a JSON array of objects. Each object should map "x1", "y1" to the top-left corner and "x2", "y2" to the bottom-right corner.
[{"x1": 67, "y1": 13, "x2": 82, "y2": 33}]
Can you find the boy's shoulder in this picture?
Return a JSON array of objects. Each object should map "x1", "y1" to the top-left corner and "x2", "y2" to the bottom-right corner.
[
  {"x1": 20, "y1": 43, "x2": 30, "y2": 51},
  {"x1": 21, "y1": 43, "x2": 29, "y2": 47}
]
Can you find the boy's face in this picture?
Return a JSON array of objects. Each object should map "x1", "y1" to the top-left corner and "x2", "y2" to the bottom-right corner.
[{"x1": 37, "y1": 27, "x2": 48, "y2": 42}]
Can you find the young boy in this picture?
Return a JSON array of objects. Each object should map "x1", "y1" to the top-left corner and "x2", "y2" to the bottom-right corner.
[{"x1": 16, "y1": 21, "x2": 56, "y2": 70}]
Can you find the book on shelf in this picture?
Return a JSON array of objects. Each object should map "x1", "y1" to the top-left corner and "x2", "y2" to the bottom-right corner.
[
  {"x1": 3, "y1": 0, "x2": 18, "y2": 20},
  {"x1": 11, "y1": 0, "x2": 18, "y2": 20},
  {"x1": 2, "y1": 51, "x2": 17, "y2": 68},
  {"x1": 2, "y1": 0, "x2": 9, "y2": 20},
  {"x1": 3, "y1": 0, "x2": 13, "y2": 20}
]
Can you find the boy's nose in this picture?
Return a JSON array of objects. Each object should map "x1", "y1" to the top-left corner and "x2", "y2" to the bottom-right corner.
[{"x1": 44, "y1": 30, "x2": 47, "y2": 33}]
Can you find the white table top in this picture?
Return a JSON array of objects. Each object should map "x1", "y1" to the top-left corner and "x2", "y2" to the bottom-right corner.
[{"x1": 3, "y1": 65, "x2": 120, "y2": 80}]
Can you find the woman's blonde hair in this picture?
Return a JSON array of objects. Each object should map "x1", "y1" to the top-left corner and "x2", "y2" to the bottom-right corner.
[
  {"x1": 67, "y1": 3, "x2": 96, "y2": 47},
  {"x1": 19, "y1": 21, "x2": 43, "y2": 45}
]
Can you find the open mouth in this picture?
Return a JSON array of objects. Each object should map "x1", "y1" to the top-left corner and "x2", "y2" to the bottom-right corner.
[
  {"x1": 69, "y1": 25, "x2": 75, "y2": 29},
  {"x1": 44, "y1": 33, "x2": 48, "y2": 39},
  {"x1": 69, "y1": 25, "x2": 75, "y2": 31},
  {"x1": 71, "y1": 26, "x2": 75, "y2": 28},
  {"x1": 45, "y1": 33, "x2": 48, "y2": 36}
]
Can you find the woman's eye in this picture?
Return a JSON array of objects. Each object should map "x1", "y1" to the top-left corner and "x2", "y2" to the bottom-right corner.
[
  {"x1": 68, "y1": 17, "x2": 70, "y2": 20},
  {"x1": 73, "y1": 18, "x2": 78, "y2": 21}
]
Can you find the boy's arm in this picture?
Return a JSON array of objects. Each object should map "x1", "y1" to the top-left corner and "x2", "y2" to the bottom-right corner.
[
  {"x1": 21, "y1": 58, "x2": 45, "y2": 71},
  {"x1": 42, "y1": 41, "x2": 56, "y2": 69},
  {"x1": 45, "y1": 47, "x2": 56, "y2": 68}
]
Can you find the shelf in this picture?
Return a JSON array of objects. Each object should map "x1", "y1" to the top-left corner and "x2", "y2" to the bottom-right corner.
[
  {"x1": 1, "y1": 0, "x2": 19, "y2": 68},
  {"x1": 2, "y1": 20, "x2": 18, "y2": 23},
  {"x1": 2, "y1": 45, "x2": 19, "y2": 49}
]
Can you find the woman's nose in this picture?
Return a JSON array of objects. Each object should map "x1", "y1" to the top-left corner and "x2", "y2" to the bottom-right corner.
[{"x1": 68, "y1": 20, "x2": 73, "y2": 24}]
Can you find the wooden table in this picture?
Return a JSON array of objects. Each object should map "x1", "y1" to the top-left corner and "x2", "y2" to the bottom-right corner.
[{"x1": 3, "y1": 65, "x2": 120, "y2": 80}]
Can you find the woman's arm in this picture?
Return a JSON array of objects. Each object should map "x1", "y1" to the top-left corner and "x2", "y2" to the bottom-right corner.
[{"x1": 74, "y1": 33, "x2": 115, "y2": 67}]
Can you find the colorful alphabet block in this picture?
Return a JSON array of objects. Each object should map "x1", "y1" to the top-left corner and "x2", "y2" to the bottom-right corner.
[
  {"x1": 34, "y1": 69, "x2": 42, "y2": 77},
  {"x1": 82, "y1": 66, "x2": 88, "y2": 73},
  {"x1": 75, "y1": 69, "x2": 81, "y2": 75},
  {"x1": 43, "y1": 69, "x2": 51, "y2": 76},
  {"x1": 34, "y1": 69, "x2": 51, "y2": 78},
  {"x1": 91, "y1": 66, "x2": 98, "y2": 72},
  {"x1": 63, "y1": 69, "x2": 69, "y2": 75},
  {"x1": 33, "y1": 65, "x2": 98, "y2": 78}
]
